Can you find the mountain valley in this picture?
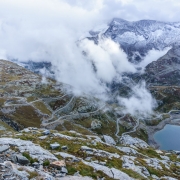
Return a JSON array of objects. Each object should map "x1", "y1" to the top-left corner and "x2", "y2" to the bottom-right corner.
[{"x1": 1, "y1": 18, "x2": 180, "y2": 180}]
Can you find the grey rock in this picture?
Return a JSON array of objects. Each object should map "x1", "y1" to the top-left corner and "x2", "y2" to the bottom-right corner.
[
  {"x1": 85, "y1": 157, "x2": 92, "y2": 161},
  {"x1": 81, "y1": 146, "x2": 93, "y2": 152},
  {"x1": 160, "y1": 155, "x2": 170, "y2": 161},
  {"x1": 91, "y1": 140, "x2": 97, "y2": 146},
  {"x1": 32, "y1": 162, "x2": 40, "y2": 168},
  {"x1": 56, "y1": 173, "x2": 66, "y2": 177},
  {"x1": 50, "y1": 143, "x2": 60, "y2": 149},
  {"x1": 151, "y1": 174, "x2": 159, "y2": 179},
  {"x1": 12, "y1": 154, "x2": 29, "y2": 165},
  {"x1": 56, "y1": 173, "x2": 63, "y2": 177},
  {"x1": 0, "y1": 145, "x2": 10, "y2": 153},
  {"x1": 43, "y1": 130, "x2": 50, "y2": 135},
  {"x1": 31, "y1": 127, "x2": 38, "y2": 130},
  {"x1": 103, "y1": 135, "x2": 116, "y2": 145},
  {"x1": 175, "y1": 151, "x2": 180, "y2": 155},
  {"x1": 99, "y1": 161, "x2": 106, "y2": 166},
  {"x1": 120, "y1": 135, "x2": 149, "y2": 148},
  {"x1": 22, "y1": 128, "x2": 31, "y2": 133},
  {"x1": 74, "y1": 171, "x2": 80, "y2": 176},
  {"x1": 72, "y1": 158, "x2": 81, "y2": 162},
  {"x1": 61, "y1": 167, "x2": 68, "y2": 174},
  {"x1": 62, "y1": 146, "x2": 68, "y2": 150},
  {"x1": 142, "y1": 167, "x2": 150, "y2": 177},
  {"x1": 39, "y1": 135, "x2": 48, "y2": 140},
  {"x1": 91, "y1": 120, "x2": 102, "y2": 129}
]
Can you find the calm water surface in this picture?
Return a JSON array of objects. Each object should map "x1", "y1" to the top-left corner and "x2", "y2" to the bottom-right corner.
[{"x1": 154, "y1": 124, "x2": 180, "y2": 151}]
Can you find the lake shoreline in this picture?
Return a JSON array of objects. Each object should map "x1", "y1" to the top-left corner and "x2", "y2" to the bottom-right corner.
[{"x1": 147, "y1": 116, "x2": 180, "y2": 149}]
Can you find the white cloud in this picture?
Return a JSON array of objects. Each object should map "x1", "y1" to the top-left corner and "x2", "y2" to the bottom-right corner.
[
  {"x1": 0, "y1": 49, "x2": 7, "y2": 59},
  {"x1": 137, "y1": 47, "x2": 171, "y2": 73},
  {"x1": 79, "y1": 38, "x2": 136, "y2": 84},
  {"x1": 118, "y1": 81, "x2": 157, "y2": 117},
  {"x1": 0, "y1": 0, "x2": 177, "y2": 116}
]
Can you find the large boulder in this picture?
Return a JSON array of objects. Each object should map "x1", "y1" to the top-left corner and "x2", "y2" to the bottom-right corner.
[
  {"x1": 103, "y1": 135, "x2": 116, "y2": 145},
  {"x1": 0, "y1": 138, "x2": 57, "y2": 161},
  {"x1": 50, "y1": 160, "x2": 66, "y2": 169},
  {"x1": 50, "y1": 143, "x2": 60, "y2": 149},
  {"x1": 0, "y1": 145, "x2": 10, "y2": 153},
  {"x1": 12, "y1": 155, "x2": 29, "y2": 165},
  {"x1": 119, "y1": 135, "x2": 149, "y2": 148}
]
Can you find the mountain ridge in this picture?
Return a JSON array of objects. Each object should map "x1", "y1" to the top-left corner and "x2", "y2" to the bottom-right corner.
[{"x1": 89, "y1": 18, "x2": 180, "y2": 62}]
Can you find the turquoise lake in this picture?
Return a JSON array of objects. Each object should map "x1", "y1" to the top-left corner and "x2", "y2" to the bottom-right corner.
[{"x1": 154, "y1": 124, "x2": 180, "y2": 151}]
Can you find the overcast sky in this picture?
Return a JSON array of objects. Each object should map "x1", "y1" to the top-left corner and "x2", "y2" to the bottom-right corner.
[
  {"x1": 0, "y1": 0, "x2": 179, "y2": 56},
  {"x1": 0, "y1": 0, "x2": 178, "y2": 116},
  {"x1": 0, "y1": 0, "x2": 179, "y2": 60}
]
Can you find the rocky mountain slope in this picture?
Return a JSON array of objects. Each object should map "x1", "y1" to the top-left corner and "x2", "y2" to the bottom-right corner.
[
  {"x1": 0, "y1": 58, "x2": 180, "y2": 180},
  {"x1": 1, "y1": 59, "x2": 180, "y2": 143},
  {"x1": 144, "y1": 45, "x2": 180, "y2": 86},
  {"x1": 1, "y1": 15, "x2": 180, "y2": 179},
  {"x1": 89, "y1": 18, "x2": 180, "y2": 62},
  {"x1": 0, "y1": 59, "x2": 143, "y2": 140},
  {"x1": 87, "y1": 18, "x2": 180, "y2": 118},
  {"x1": 0, "y1": 126, "x2": 180, "y2": 180}
]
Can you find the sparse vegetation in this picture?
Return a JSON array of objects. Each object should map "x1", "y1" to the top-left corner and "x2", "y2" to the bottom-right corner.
[
  {"x1": 43, "y1": 159, "x2": 50, "y2": 166},
  {"x1": 22, "y1": 152, "x2": 38, "y2": 164}
]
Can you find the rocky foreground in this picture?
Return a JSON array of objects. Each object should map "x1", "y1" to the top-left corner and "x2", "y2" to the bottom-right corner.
[
  {"x1": 0, "y1": 60, "x2": 180, "y2": 180},
  {"x1": 0, "y1": 126, "x2": 180, "y2": 180}
]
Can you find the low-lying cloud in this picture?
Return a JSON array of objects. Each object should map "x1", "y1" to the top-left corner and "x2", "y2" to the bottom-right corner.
[
  {"x1": 0, "y1": 0, "x2": 176, "y2": 116},
  {"x1": 79, "y1": 39, "x2": 136, "y2": 83},
  {"x1": 118, "y1": 81, "x2": 157, "y2": 117},
  {"x1": 137, "y1": 47, "x2": 171, "y2": 73}
]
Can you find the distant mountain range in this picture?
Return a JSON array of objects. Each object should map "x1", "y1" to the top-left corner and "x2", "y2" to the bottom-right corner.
[
  {"x1": 89, "y1": 18, "x2": 180, "y2": 62},
  {"x1": 12, "y1": 18, "x2": 180, "y2": 93}
]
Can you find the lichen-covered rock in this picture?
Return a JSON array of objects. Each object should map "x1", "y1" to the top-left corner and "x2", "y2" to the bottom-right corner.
[
  {"x1": 83, "y1": 160, "x2": 134, "y2": 180},
  {"x1": 0, "y1": 145, "x2": 10, "y2": 153},
  {"x1": 81, "y1": 146, "x2": 120, "y2": 159},
  {"x1": 103, "y1": 135, "x2": 116, "y2": 145},
  {"x1": 12, "y1": 154, "x2": 29, "y2": 165},
  {"x1": 120, "y1": 135, "x2": 149, "y2": 148},
  {"x1": 116, "y1": 146, "x2": 137, "y2": 155},
  {"x1": 50, "y1": 143, "x2": 60, "y2": 149},
  {"x1": 0, "y1": 138, "x2": 57, "y2": 161},
  {"x1": 61, "y1": 176, "x2": 93, "y2": 180},
  {"x1": 50, "y1": 160, "x2": 66, "y2": 169},
  {"x1": 0, "y1": 161, "x2": 54, "y2": 180},
  {"x1": 121, "y1": 155, "x2": 150, "y2": 178}
]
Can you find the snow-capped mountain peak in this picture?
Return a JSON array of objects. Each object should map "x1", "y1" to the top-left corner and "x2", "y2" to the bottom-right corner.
[{"x1": 89, "y1": 18, "x2": 180, "y2": 62}]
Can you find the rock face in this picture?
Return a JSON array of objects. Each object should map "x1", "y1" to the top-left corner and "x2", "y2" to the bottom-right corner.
[
  {"x1": 83, "y1": 160, "x2": 134, "y2": 180},
  {"x1": 50, "y1": 143, "x2": 60, "y2": 149},
  {"x1": 103, "y1": 135, "x2": 116, "y2": 145},
  {"x1": 0, "y1": 145, "x2": 9, "y2": 153},
  {"x1": 0, "y1": 128, "x2": 180, "y2": 180},
  {"x1": 119, "y1": 135, "x2": 149, "y2": 148},
  {"x1": 0, "y1": 60, "x2": 180, "y2": 179},
  {"x1": 0, "y1": 161, "x2": 54, "y2": 180},
  {"x1": 121, "y1": 155, "x2": 150, "y2": 178},
  {"x1": 12, "y1": 154, "x2": 30, "y2": 165},
  {"x1": 43, "y1": 130, "x2": 50, "y2": 135},
  {"x1": 50, "y1": 160, "x2": 66, "y2": 169},
  {"x1": 144, "y1": 46, "x2": 180, "y2": 86},
  {"x1": 61, "y1": 176, "x2": 93, "y2": 180},
  {"x1": 0, "y1": 138, "x2": 57, "y2": 161}
]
